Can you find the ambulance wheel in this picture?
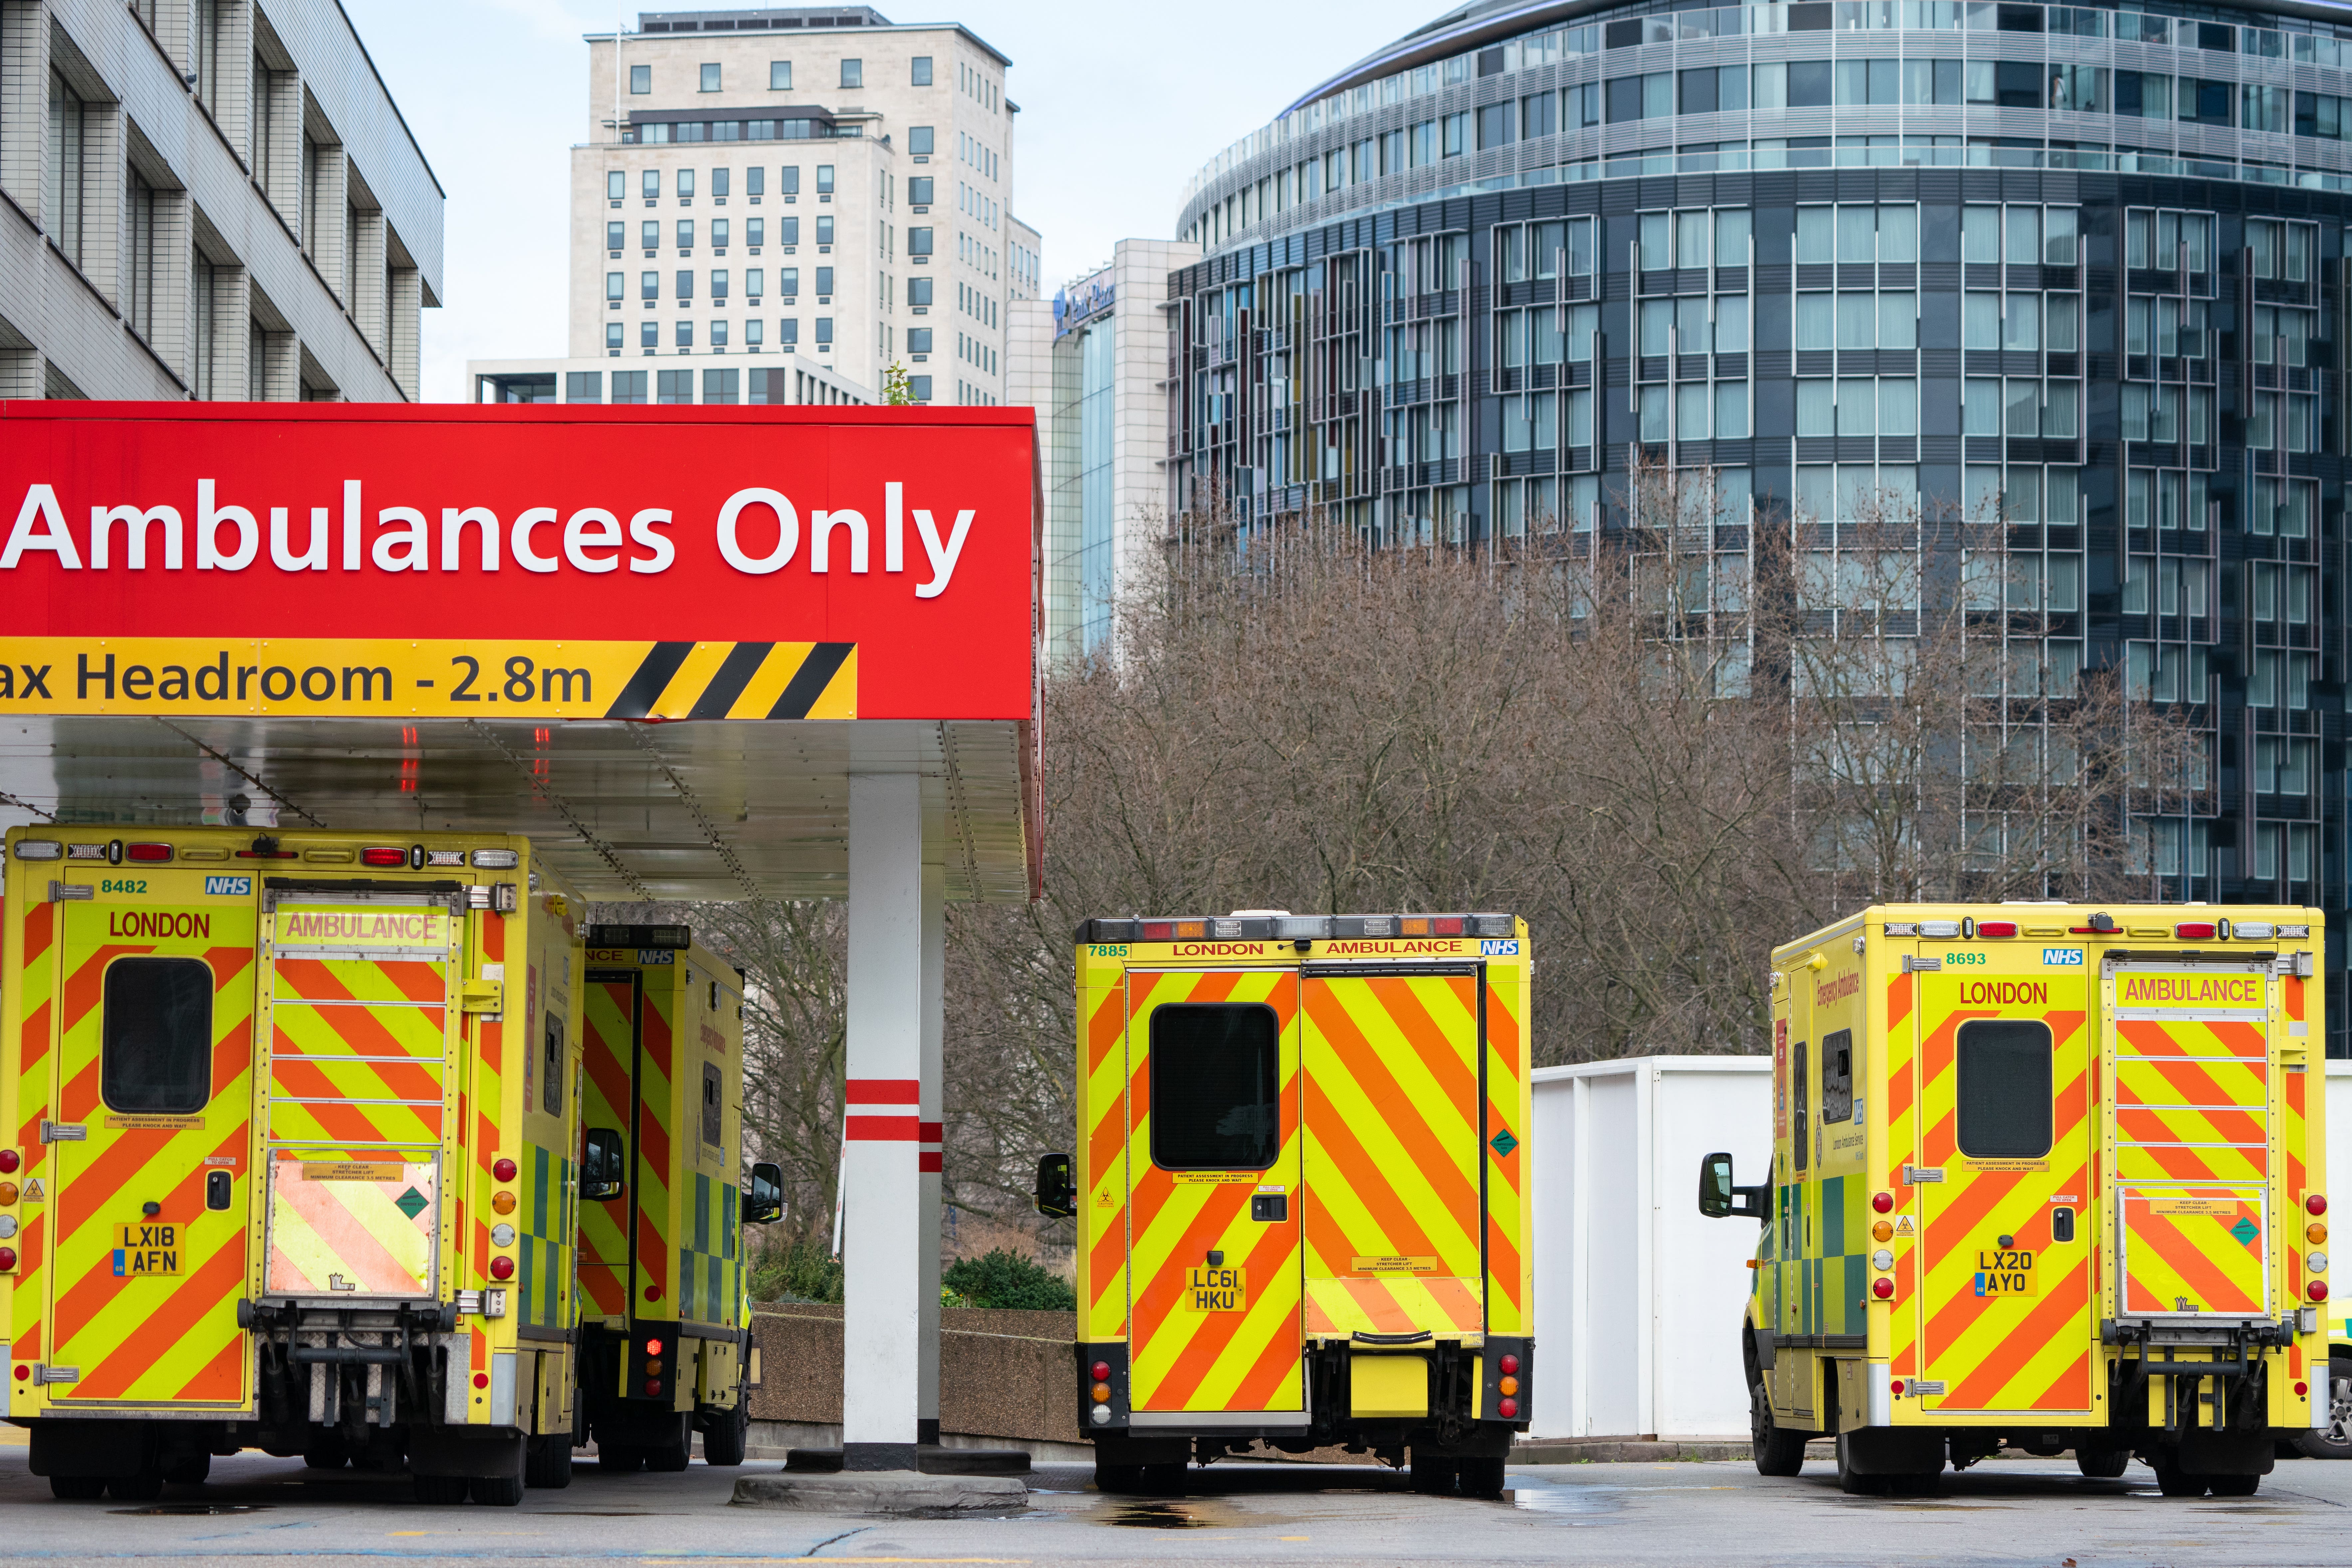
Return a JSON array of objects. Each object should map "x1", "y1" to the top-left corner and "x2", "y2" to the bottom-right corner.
[
  {"x1": 644, "y1": 1417, "x2": 694, "y2": 1473},
  {"x1": 2076, "y1": 1448, "x2": 2131, "y2": 1478},
  {"x1": 2295, "y1": 1352, "x2": 2352, "y2": 1458},
  {"x1": 701, "y1": 1402, "x2": 750, "y2": 1467},
  {"x1": 1834, "y1": 1434, "x2": 1884, "y2": 1495},
  {"x1": 1410, "y1": 1453, "x2": 1458, "y2": 1494},
  {"x1": 162, "y1": 1452, "x2": 211, "y2": 1486},
  {"x1": 1458, "y1": 1456, "x2": 1507, "y2": 1500},
  {"x1": 48, "y1": 1475, "x2": 107, "y2": 1501},
  {"x1": 471, "y1": 1473, "x2": 526, "y2": 1506},
  {"x1": 107, "y1": 1468, "x2": 165, "y2": 1501},
  {"x1": 2208, "y1": 1472, "x2": 2261, "y2": 1497},
  {"x1": 525, "y1": 1433, "x2": 575, "y2": 1489},
  {"x1": 1092, "y1": 1463, "x2": 1146, "y2": 1494},
  {"x1": 598, "y1": 1444, "x2": 644, "y2": 1473},
  {"x1": 1140, "y1": 1462, "x2": 1190, "y2": 1495},
  {"x1": 414, "y1": 1473, "x2": 470, "y2": 1504},
  {"x1": 304, "y1": 1437, "x2": 351, "y2": 1469},
  {"x1": 2151, "y1": 1458, "x2": 2209, "y2": 1497},
  {"x1": 1751, "y1": 1382, "x2": 1807, "y2": 1477}
]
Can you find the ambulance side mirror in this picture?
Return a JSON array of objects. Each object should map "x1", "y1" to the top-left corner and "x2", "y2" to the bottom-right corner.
[
  {"x1": 744, "y1": 1162, "x2": 786, "y2": 1225},
  {"x1": 1035, "y1": 1152, "x2": 1076, "y2": 1219},
  {"x1": 1699, "y1": 1152, "x2": 1768, "y2": 1221},
  {"x1": 582, "y1": 1128, "x2": 627, "y2": 1202}
]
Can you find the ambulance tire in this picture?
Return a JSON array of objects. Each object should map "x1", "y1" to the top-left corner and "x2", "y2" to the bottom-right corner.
[
  {"x1": 2294, "y1": 1352, "x2": 2352, "y2": 1459},
  {"x1": 2151, "y1": 1459, "x2": 2210, "y2": 1497},
  {"x1": 525, "y1": 1433, "x2": 575, "y2": 1488},
  {"x1": 645, "y1": 1417, "x2": 694, "y2": 1473},
  {"x1": 2075, "y1": 1448, "x2": 2132, "y2": 1478},
  {"x1": 1141, "y1": 1462, "x2": 1190, "y2": 1495},
  {"x1": 107, "y1": 1468, "x2": 165, "y2": 1502},
  {"x1": 598, "y1": 1444, "x2": 645, "y2": 1473},
  {"x1": 701, "y1": 1402, "x2": 750, "y2": 1467},
  {"x1": 1751, "y1": 1383, "x2": 1807, "y2": 1477},
  {"x1": 414, "y1": 1473, "x2": 471, "y2": 1505},
  {"x1": 471, "y1": 1473, "x2": 526, "y2": 1507},
  {"x1": 1458, "y1": 1456, "x2": 1507, "y2": 1500},
  {"x1": 162, "y1": 1452, "x2": 211, "y2": 1486},
  {"x1": 48, "y1": 1475, "x2": 107, "y2": 1501},
  {"x1": 304, "y1": 1437, "x2": 351, "y2": 1470},
  {"x1": 1410, "y1": 1455, "x2": 1458, "y2": 1494},
  {"x1": 1834, "y1": 1435, "x2": 1884, "y2": 1495},
  {"x1": 1092, "y1": 1463, "x2": 1146, "y2": 1494}
]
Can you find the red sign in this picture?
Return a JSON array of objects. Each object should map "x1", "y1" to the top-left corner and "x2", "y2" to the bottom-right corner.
[{"x1": 0, "y1": 402, "x2": 1038, "y2": 722}]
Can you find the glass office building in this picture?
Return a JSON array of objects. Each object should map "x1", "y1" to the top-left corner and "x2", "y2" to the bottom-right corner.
[{"x1": 1169, "y1": 0, "x2": 2349, "y2": 1050}]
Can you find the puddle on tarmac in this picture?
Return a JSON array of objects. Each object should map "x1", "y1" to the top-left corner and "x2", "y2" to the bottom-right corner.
[{"x1": 110, "y1": 1504, "x2": 273, "y2": 1516}]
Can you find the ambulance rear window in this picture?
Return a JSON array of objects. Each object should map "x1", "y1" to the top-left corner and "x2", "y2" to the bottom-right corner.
[
  {"x1": 1150, "y1": 1003, "x2": 1281, "y2": 1170},
  {"x1": 1955, "y1": 1019, "x2": 2052, "y2": 1159},
  {"x1": 101, "y1": 957, "x2": 214, "y2": 1115}
]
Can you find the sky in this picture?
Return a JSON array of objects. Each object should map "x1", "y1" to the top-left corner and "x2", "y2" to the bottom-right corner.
[{"x1": 341, "y1": 0, "x2": 1441, "y2": 403}]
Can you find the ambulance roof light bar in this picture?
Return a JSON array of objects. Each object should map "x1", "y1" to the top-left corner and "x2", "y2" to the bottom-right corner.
[
  {"x1": 588, "y1": 923, "x2": 692, "y2": 949},
  {"x1": 1076, "y1": 913, "x2": 1516, "y2": 943}
]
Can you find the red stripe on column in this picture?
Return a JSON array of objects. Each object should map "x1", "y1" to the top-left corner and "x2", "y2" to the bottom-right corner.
[
  {"x1": 919, "y1": 1121, "x2": 943, "y2": 1142},
  {"x1": 918, "y1": 1152, "x2": 943, "y2": 1172},
  {"x1": 847, "y1": 1078, "x2": 920, "y2": 1104},
  {"x1": 846, "y1": 1114, "x2": 921, "y2": 1140}
]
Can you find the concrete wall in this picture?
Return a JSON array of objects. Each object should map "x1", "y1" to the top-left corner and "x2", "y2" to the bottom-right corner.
[{"x1": 749, "y1": 1302, "x2": 1080, "y2": 1447}]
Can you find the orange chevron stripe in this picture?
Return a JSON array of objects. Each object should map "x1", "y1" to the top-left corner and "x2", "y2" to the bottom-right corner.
[
  {"x1": 1366, "y1": 975, "x2": 1479, "y2": 1109},
  {"x1": 2027, "y1": 1349, "x2": 2093, "y2": 1412},
  {"x1": 1302, "y1": 1074, "x2": 1442, "y2": 1261},
  {"x1": 1887, "y1": 970, "x2": 1912, "y2": 1030},
  {"x1": 22, "y1": 897, "x2": 54, "y2": 964},
  {"x1": 1340, "y1": 1275, "x2": 1414, "y2": 1332},
  {"x1": 1151, "y1": 1213, "x2": 1300, "y2": 1408},
  {"x1": 1941, "y1": 1256, "x2": 2091, "y2": 1410},
  {"x1": 62, "y1": 943, "x2": 154, "y2": 1033},
  {"x1": 2127, "y1": 1201, "x2": 2259, "y2": 1311},
  {"x1": 19, "y1": 997, "x2": 50, "y2": 1080},
  {"x1": 1487, "y1": 1219, "x2": 1523, "y2": 1313},
  {"x1": 2119, "y1": 1105, "x2": 2266, "y2": 1145},
  {"x1": 1302, "y1": 986, "x2": 1479, "y2": 1221},
  {"x1": 71, "y1": 1239, "x2": 247, "y2": 1400},
  {"x1": 1488, "y1": 1094, "x2": 1522, "y2": 1195},
  {"x1": 175, "y1": 1332, "x2": 247, "y2": 1403},
  {"x1": 1130, "y1": 1183, "x2": 1255, "y2": 1377},
  {"x1": 1924, "y1": 1167, "x2": 2023, "y2": 1258},
  {"x1": 1086, "y1": 985, "x2": 1125, "y2": 1075}
]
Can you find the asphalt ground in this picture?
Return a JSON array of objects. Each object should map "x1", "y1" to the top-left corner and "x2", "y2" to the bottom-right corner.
[{"x1": 1, "y1": 1432, "x2": 2348, "y2": 1567}]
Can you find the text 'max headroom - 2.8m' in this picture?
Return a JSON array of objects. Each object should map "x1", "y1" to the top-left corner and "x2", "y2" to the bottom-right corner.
[{"x1": 0, "y1": 401, "x2": 1039, "y2": 1501}]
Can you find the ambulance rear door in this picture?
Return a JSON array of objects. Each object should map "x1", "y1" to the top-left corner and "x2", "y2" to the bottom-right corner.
[
  {"x1": 1123, "y1": 968, "x2": 1305, "y2": 1415},
  {"x1": 1296, "y1": 965, "x2": 1485, "y2": 1339},
  {"x1": 2106, "y1": 956, "x2": 2274, "y2": 1322},
  {"x1": 1912, "y1": 948, "x2": 2096, "y2": 1417},
  {"x1": 43, "y1": 883, "x2": 258, "y2": 1406}
]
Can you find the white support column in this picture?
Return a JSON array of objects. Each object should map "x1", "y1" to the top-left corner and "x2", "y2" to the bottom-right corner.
[
  {"x1": 842, "y1": 771, "x2": 924, "y2": 1468},
  {"x1": 916, "y1": 857, "x2": 945, "y2": 1446}
]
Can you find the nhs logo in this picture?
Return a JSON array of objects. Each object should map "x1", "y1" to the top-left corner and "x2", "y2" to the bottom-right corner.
[
  {"x1": 1480, "y1": 939, "x2": 1521, "y2": 957},
  {"x1": 2043, "y1": 948, "x2": 2083, "y2": 967},
  {"x1": 203, "y1": 876, "x2": 252, "y2": 896}
]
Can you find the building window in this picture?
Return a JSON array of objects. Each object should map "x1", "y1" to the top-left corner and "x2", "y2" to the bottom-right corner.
[
  {"x1": 658, "y1": 368, "x2": 693, "y2": 404},
  {"x1": 46, "y1": 72, "x2": 90, "y2": 270},
  {"x1": 746, "y1": 318, "x2": 764, "y2": 346},
  {"x1": 566, "y1": 371, "x2": 602, "y2": 403},
  {"x1": 747, "y1": 168, "x2": 765, "y2": 198},
  {"x1": 840, "y1": 59, "x2": 862, "y2": 89},
  {"x1": 747, "y1": 267, "x2": 764, "y2": 300},
  {"x1": 780, "y1": 216, "x2": 800, "y2": 245},
  {"x1": 815, "y1": 317, "x2": 833, "y2": 344},
  {"x1": 608, "y1": 271, "x2": 624, "y2": 302},
  {"x1": 676, "y1": 269, "x2": 694, "y2": 300},
  {"x1": 192, "y1": 0, "x2": 224, "y2": 115},
  {"x1": 909, "y1": 374, "x2": 932, "y2": 401},
  {"x1": 192, "y1": 256, "x2": 218, "y2": 398},
  {"x1": 908, "y1": 227, "x2": 932, "y2": 256},
  {"x1": 700, "y1": 63, "x2": 721, "y2": 93},
  {"x1": 641, "y1": 271, "x2": 658, "y2": 300},
  {"x1": 704, "y1": 367, "x2": 739, "y2": 403},
  {"x1": 815, "y1": 266, "x2": 833, "y2": 296},
  {"x1": 908, "y1": 328, "x2": 932, "y2": 353},
  {"x1": 608, "y1": 171, "x2": 625, "y2": 203},
  {"x1": 607, "y1": 220, "x2": 624, "y2": 249},
  {"x1": 770, "y1": 61, "x2": 791, "y2": 90},
  {"x1": 606, "y1": 322, "x2": 624, "y2": 352},
  {"x1": 909, "y1": 125, "x2": 934, "y2": 156},
  {"x1": 675, "y1": 321, "x2": 695, "y2": 348},
  {"x1": 781, "y1": 267, "x2": 799, "y2": 297},
  {"x1": 711, "y1": 320, "x2": 730, "y2": 348},
  {"x1": 643, "y1": 169, "x2": 660, "y2": 199},
  {"x1": 748, "y1": 218, "x2": 764, "y2": 246},
  {"x1": 713, "y1": 169, "x2": 730, "y2": 200},
  {"x1": 816, "y1": 164, "x2": 834, "y2": 195},
  {"x1": 908, "y1": 277, "x2": 932, "y2": 306},
  {"x1": 125, "y1": 170, "x2": 161, "y2": 344},
  {"x1": 641, "y1": 321, "x2": 659, "y2": 349},
  {"x1": 713, "y1": 218, "x2": 730, "y2": 248},
  {"x1": 909, "y1": 176, "x2": 933, "y2": 204},
  {"x1": 677, "y1": 218, "x2": 694, "y2": 247},
  {"x1": 780, "y1": 318, "x2": 799, "y2": 345},
  {"x1": 817, "y1": 216, "x2": 834, "y2": 245},
  {"x1": 678, "y1": 169, "x2": 696, "y2": 199},
  {"x1": 631, "y1": 64, "x2": 651, "y2": 94},
  {"x1": 911, "y1": 56, "x2": 933, "y2": 87},
  {"x1": 612, "y1": 370, "x2": 647, "y2": 403},
  {"x1": 782, "y1": 166, "x2": 800, "y2": 195},
  {"x1": 713, "y1": 269, "x2": 729, "y2": 300}
]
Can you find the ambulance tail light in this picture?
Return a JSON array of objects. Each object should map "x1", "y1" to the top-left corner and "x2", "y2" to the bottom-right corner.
[
  {"x1": 125, "y1": 842, "x2": 172, "y2": 863},
  {"x1": 1500, "y1": 1354, "x2": 1520, "y2": 1376},
  {"x1": 361, "y1": 847, "x2": 407, "y2": 867},
  {"x1": 1433, "y1": 917, "x2": 1463, "y2": 935},
  {"x1": 1872, "y1": 1278, "x2": 1895, "y2": 1299},
  {"x1": 12, "y1": 839, "x2": 62, "y2": 860},
  {"x1": 2312, "y1": 1195, "x2": 2330, "y2": 1218},
  {"x1": 2175, "y1": 922, "x2": 2217, "y2": 940},
  {"x1": 0, "y1": 1247, "x2": 16, "y2": 1271},
  {"x1": 0, "y1": 1149, "x2": 18, "y2": 1173},
  {"x1": 489, "y1": 1256, "x2": 514, "y2": 1281},
  {"x1": 1141, "y1": 922, "x2": 1172, "y2": 940},
  {"x1": 1975, "y1": 920, "x2": 2017, "y2": 939},
  {"x1": 1872, "y1": 1192, "x2": 1894, "y2": 1214},
  {"x1": 1498, "y1": 1398, "x2": 1518, "y2": 1419},
  {"x1": 646, "y1": 1339, "x2": 664, "y2": 1356},
  {"x1": 2310, "y1": 1280, "x2": 2330, "y2": 1302}
]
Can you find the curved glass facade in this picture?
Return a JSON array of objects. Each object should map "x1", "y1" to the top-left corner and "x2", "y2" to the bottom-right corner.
[{"x1": 1164, "y1": 0, "x2": 2350, "y2": 1050}]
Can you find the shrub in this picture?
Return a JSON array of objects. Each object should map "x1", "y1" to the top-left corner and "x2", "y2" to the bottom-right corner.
[
  {"x1": 749, "y1": 1234, "x2": 844, "y2": 1304},
  {"x1": 942, "y1": 1247, "x2": 1075, "y2": 1311}
]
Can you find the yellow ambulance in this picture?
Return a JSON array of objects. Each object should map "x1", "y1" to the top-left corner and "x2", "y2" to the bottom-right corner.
[
  {"x1": 1702, "y1": 903, "x2": 2330, "y2": 1496},
  {"x1": 2, "y1": 825, "x2": 587, "y2": 1503},
  {"x1": 1039, "y1": 910, "x2": 1532, "y2": 1498},
  {"x1": 577, "y1": 925, "x2": 781, "y2": 1472}
]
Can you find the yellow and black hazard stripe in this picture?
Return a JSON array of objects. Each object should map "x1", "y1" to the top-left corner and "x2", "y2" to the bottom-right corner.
[{"x1": 603, "y1": 642, "x2": 855, "y2": 721}]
